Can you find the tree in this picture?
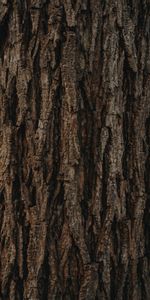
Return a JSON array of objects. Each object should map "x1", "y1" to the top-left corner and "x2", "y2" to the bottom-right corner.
[{"x1": 0, "y1": 0, "x2": 150, "y2": 299}]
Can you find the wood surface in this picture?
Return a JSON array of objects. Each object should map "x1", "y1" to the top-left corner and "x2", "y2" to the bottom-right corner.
[{"x1": 0, "y1": 0, "x2": 150, "y2": 299}]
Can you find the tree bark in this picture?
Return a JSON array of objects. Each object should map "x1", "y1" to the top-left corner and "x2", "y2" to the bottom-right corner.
[{"x1": 0, "y1": 0, "x2": 150, "y2": 299}]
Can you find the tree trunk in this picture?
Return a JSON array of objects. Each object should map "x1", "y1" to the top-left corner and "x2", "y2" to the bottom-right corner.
[{"x1": 0, "y1": 0, "x2": 150, "y2": 299}]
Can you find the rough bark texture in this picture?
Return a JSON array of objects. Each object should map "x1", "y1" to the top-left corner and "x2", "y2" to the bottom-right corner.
[{"x1": 0, "y1": 0, "x2": 150, "y2": 299}]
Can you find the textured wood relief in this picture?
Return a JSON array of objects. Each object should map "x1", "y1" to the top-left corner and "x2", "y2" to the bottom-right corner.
[{"x1": 0, "y1": 0, "x2": 150, "y2": 299}]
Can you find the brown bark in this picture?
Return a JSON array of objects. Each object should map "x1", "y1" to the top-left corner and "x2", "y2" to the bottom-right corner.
[{"x1": 0, "y1": 0, "x2": 150, "y2": 299}]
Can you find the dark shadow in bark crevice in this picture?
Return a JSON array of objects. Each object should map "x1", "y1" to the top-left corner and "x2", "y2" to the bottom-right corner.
[
  {"x1": 7, "y1": 77, "x2": 18, "y2": 126},
  {"x1": 37, "y1": 250, "x2": 50, "y2": 300},
  {"x1": 63, "y1": 244, "x2": 83, "y2": 299},
  {"x1": 101, "y1": 127, "x2": 112, "y2": 224},
  {"x1": 144, "y1": 116, "x2": 150, "y2": 258},
  {"x1": 122, "y1": 267, "x2": 130, "y2": 300},
  {"x1": 0, "y1": 190, "x2": 5, "y2": 233},
  {"x1": 77, "y1": 80, "x2": 95, "y2": 223},
  {"x1": 87, "y1": 218, "x2": 98, "y2": 262},
  {"x1": 48, "y1": 182, "x2": 64, "y2": 241},
  {"x1": 0, "y1": 6, "x2": 11, "y2": 62},
  {"x1": 12, "y1": 174, "x2": 21, "y2": 202},
  {"x1": 22, "y1": 223, "x2": 30, "y2": 280},
  {"x1": 137, "y1": 258, "x2": 147, "y2": 300},
  {"x1": 33, "y1": 47, "x2": 41, "y2": 129},
  {"x1": 110, "y1": 257, "x2": 116, "y2": 300}
]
